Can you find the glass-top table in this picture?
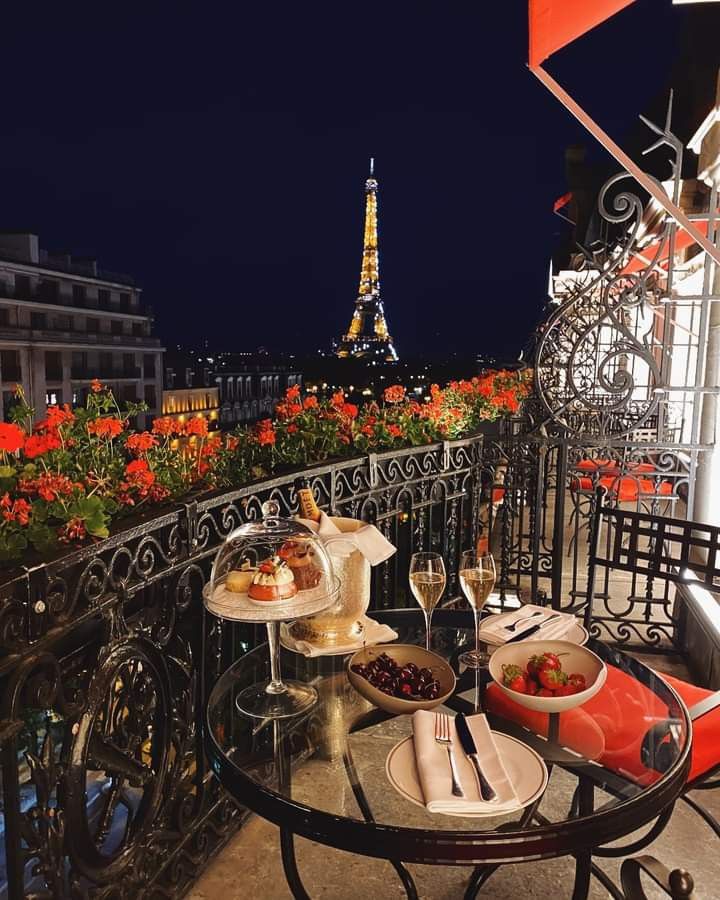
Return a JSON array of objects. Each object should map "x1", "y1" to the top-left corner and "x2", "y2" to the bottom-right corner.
[{"x1": 205, "y1": 608, "x2": 691, "y2": 900}]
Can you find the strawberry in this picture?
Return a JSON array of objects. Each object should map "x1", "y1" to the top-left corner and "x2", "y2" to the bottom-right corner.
[
  {"x1": 568, "y1": 673, "x2": 586, "y2": 691},
  {"x1": 502, "y1": 664, "x2": 528, "y2": 694},
  {"x1": 537, "y1": 687, "x2": 554, "y2": 697},
  {"x1": 538, "y1": 667, "x2": 568, "y2": 691}
]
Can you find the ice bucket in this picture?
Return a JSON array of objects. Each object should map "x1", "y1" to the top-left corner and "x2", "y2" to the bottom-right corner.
[{"x1": 288, "y1": 517, "x2": 370, "y2": 647}]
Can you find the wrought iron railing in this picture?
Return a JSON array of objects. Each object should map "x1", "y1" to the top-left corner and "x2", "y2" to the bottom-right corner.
[{"x1": 0, "y1": 433, "x2": 484, "y2": 899}]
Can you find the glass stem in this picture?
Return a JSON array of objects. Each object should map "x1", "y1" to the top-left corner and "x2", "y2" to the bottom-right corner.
[
  {"x1": 424, "y1": 608, "x2": 434, "y2": 651},
  {"x1": 474, "y1": 607, "x2": 480, "y2": 660},
  {"x1": 265, "y1": 621, "x2": 286, "y2": 695}
]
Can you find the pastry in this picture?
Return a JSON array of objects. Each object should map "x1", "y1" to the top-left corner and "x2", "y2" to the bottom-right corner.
[
  {"x1": 279, "y1": 541, "x2": 322, "y2": 590},
  {"x1": 248, "y1": 556, "x2": 298, "y2": 602},
  {"x1": 225, "y1": 561, "x2": 257, "y2": 594}
]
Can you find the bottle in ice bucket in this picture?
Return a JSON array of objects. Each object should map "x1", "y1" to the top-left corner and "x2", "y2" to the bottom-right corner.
[{"x1": 296, "y1": 477, "x2": 321, "y2": 522}]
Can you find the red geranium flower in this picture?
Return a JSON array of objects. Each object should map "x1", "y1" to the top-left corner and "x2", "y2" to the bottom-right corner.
[
  {"x1": 87, "y1": 417, "x2": 123, "y2": 438},
  {"x1": 303, "y1": 396, "x2": 318, "y2": 410},
  {"x1": 255, "y1": 419, "x2": 276, "y2": 446},
  {"x1": 383, "y1": 385, "x2": 406, "y2": 404},
  {"x1": 126, "y1": 432, "x2": 158, "y2": 453},
  {"x1": 90, "y1": 379, "x2": 103, "y2": 393},
  {"x1": 184, "y1": 417, "x2": 208, "y2": 438},
  {"x1": 286, "y1": 384, "x2": 301, "y2": 401},
  {"x1": 152, "y1": 416, "x2": 179, "y2": 436},
  {"x1": 0, "y1": 423, "x2": 25, "y2": 453},
  {"x1": 341, "y1": 403, "x2": 358, "y2": 419}
]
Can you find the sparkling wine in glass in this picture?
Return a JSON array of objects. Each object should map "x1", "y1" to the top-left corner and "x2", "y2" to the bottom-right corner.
[
  {"x1": 458, "y1": 551, "x2": 496, "y2": 670},
  {"x1": 409, "y1": 552, "x2": 446, "y2": 650}
]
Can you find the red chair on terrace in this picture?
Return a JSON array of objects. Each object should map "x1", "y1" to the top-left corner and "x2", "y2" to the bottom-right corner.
[{"x1": 583, "y1": 492, "x2": 720, "y2": 837}]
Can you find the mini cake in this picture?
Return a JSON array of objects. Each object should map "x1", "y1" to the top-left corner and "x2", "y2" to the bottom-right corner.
[
  {"x1": 225, "y1": 561, "x2": 257, "y2": 594},
  {"x1": 248, "y1": 556, "x2": 298, "y2": 602},
  {"x1": 279, "y1": 541, "x2": 322, "y2": 590}
]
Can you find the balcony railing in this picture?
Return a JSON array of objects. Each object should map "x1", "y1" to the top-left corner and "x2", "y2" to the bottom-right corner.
[
  {"x1": 70, "y1": 366, "x2": 143, "y2": 380},
  {"x1": 0, "y1": 434, "x2": 484, "y2": 898}
]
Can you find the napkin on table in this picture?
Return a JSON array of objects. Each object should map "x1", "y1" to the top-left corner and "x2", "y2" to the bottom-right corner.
[
  {"x1": 299, "y1": 512, "x2": 396, "y2": 566},
  {"x1": 412, "y1": 709, "x2": 519, "y2": 814},
  {"x1": 477, "y1": 604, "x2": 576, "y2": 645}
]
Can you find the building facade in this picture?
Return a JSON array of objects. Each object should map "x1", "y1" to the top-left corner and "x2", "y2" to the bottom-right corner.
[
  {"x1": 0, "y1": 232, "x2": 163, "y2": 425},
  {"x1": 161, "y1": 386, "x2": 220, "y2": 433},
  {"x1": 215, "y1": 365, "x2": 302, "y2": 425}
]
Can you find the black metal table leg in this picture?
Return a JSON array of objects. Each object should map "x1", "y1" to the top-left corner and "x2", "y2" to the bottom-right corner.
[
  {"x1": 464, "y1": 767, "x2": 554, "y2": 900},
  {"x1": 280, "y1": 827, "x2": 311, "y2": 900},
  {"x1": 342, "y1": 747, "x2": 419, "y2": 900},
  {"x1": 571, "y1": 777, "x2": 595, "y2": 900}
]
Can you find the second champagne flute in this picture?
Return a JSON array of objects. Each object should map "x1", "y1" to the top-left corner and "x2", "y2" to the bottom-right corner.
[
  {"x1": 458, "y1": 550, "x2": 496, "y2": 670},
  {"x1": 409, "y1": 552, "x2": 446, "y2": 651}
]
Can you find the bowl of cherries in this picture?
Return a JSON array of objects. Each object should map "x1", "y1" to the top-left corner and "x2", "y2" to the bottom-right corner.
[
  {"x1": 347, "y1": 645, "x2": 456, "y2": 714},
  {"x1": 488, "y1": 640, "x2": 607, "y2": 713}
]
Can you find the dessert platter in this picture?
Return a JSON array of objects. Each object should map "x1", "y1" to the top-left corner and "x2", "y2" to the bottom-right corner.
[{"x1": 203, "y1": 499, "x2": 341, "y2": 718}]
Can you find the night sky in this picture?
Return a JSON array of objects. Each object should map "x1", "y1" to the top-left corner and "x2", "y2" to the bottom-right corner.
[{"x1": 0, "y1": 2, "x2": 705, "y2": 361}]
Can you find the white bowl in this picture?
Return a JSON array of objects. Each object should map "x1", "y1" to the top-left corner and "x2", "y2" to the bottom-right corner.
[{"x1": 488, "y1": 639, "x2": 607, "y2": 713}]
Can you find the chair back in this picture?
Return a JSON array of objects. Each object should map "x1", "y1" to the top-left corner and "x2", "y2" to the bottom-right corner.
[{"x1": 584, "y1": 487, "x2": 720, "y2": 645}]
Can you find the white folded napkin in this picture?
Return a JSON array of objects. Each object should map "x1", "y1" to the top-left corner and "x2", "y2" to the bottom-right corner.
[
  {"x1": 280, "y1": 615, "x2": 398, "y2": 657},
  {"x1": 299, "y1": 512, "x2": 396, "y2": 566},
  {"x1": 412, "y1": 710, "x2": 518, "y2": 814},
  {"x1": 478, "y1": 604, "x2": 576, "y2": 645}
]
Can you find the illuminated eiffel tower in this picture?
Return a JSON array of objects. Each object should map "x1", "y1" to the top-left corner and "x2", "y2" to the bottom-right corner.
[{"x1": 336, "y1": 160, "x2": 398, "y2": 362}]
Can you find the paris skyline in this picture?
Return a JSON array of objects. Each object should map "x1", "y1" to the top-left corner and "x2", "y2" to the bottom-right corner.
[{"x1": 0, "y1": 2, "x2": 701, "y2": 360}]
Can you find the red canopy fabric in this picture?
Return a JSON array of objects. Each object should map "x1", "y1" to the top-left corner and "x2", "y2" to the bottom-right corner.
[
  {"x1": 622, "y1": 220, "x2": 711, "y2": 274},
  {"x1": 529, "y1": 0, "x2": 636, "y2": 68}
]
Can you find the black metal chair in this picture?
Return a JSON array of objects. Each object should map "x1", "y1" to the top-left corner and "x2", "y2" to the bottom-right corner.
[{"x1": 585, "y1": 488, "x2": 720, "y2": 841}]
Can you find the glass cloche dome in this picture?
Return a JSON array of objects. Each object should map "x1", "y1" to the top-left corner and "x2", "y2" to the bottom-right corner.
[{"x1": 204, "y1": 499, "x2": 341, "y2": 719}]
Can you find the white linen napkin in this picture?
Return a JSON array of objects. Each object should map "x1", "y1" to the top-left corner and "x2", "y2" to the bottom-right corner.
[
  {"x1": 477, "y1": 604, "x2": 576, "y2": 645},
  {"x1": 299, "y1": 512, "x2": 396, "y2": 566},
  {"x1": 412, "y1": 710, "x2": 519, "y2": 814}
]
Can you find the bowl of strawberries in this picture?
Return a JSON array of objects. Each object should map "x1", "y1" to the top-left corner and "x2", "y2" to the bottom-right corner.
[{"x1": 488, "y1": 640, "x2": 607, "y2": 712}]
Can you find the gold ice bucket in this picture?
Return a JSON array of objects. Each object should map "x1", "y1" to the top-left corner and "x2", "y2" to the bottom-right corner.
[{"x1": 288, "y1": 517, "x2": 370, "y2": 648}]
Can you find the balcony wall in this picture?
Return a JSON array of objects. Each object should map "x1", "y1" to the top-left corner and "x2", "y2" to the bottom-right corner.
[{"x1": 0, "y1": 434, "x2": 483, "y2": 898}]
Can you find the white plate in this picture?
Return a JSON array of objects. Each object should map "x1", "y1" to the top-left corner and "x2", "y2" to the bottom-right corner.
[
  {"x1": 385, "y1": 732, "x2": 548, "y2": 818},
  {"x1": 202, "y1": 577, "x2": 341, "y2": 623},
  {"x1": 480, "y1": 612, "x2": 588, "y2": 647}
]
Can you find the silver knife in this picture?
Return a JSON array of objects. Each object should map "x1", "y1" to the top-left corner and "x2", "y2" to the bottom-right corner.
[
  {"x1": 505, "y1": 613, "x2": 562, "y2": 643},
  {"x1": 455, "y1": 714, "x2": 497, "y2": 802}
]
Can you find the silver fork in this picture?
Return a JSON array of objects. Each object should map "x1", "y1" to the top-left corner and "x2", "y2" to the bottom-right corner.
[
  {"x1": 434, "y1": 712, "x2": 464, "y2": 797},
  {"x1": 505, "y1": 610, "x2": 545, "y2": 632}
]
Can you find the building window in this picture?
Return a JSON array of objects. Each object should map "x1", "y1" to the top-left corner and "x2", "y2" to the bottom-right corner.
[
  {"x1": 54, "y1": 314, "x2": 72, "y2": 331},
  {"x1": 144, "y1": 355, "x2": 156, "y2": 378},
  {"x1": 123, "y1": 353, "x2": 136, "y2": 377},
  {"x1": 99, "y1": 352, "x2": 113, "y2": 376},
  {"x1": 45, "y1": 391, "x2": 60, "y2": 406},
  {"x1": 144, "y1": 384, "x2": 156, "y2": 408},
  {"x1": 3, "y1": 391, "x2": 20, "y2": 422},
  {"x1": 31, "y1": 312, "x2": 46, "y2": 330},
  {"x1": 71, "y1": 352, "x2": 87, "y2": 378},
  {"x1": 132, "y1": 322, "x2": 143, "y2": 337},
  {"x1": 14, "y1": 275, "x2": 31, "y2": 299},
  {"x1": 72, "y1": 284, "x2": 87, "y2": 307},
  {"x1": 119, "y1": 292, "x2": 131, "y2": 312},
  {"x1": 0, "y1": 308, "x2": 9, "y2": 327},
  {"x1": 86, "y1": 317, "x2": 99, "y2": 333},
  {"x1": 98, "y1": 289, "x2": 110, "y2": 309},
  {"x1": 111, "y1": 319, "x2": 123, "y2": 335},
  {"x1": 39, "y1": 279, "x2": 59, "y2": 303},
  {"x1": 45, "y1": 351, "x2": 62, "y2": 381},
  {"x1": 1, "y1": 350, "x2": 21, "y2": 382}
]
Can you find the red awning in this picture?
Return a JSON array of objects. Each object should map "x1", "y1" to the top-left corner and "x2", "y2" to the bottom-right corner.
[
  {"x1": 529, "y1": 0, "x2": 636, "y2": 68},
  {"x1": 622, "y1": 220, "x2": 711, "y2": 274}
]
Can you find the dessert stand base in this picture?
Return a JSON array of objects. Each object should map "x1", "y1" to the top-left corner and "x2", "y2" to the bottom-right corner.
[
  {"x1": 459, "y1": 648, "x2": 491, "y2": 670},
  {"x1": 236, "y1": 680, "x2": 318, "y2": 719}
]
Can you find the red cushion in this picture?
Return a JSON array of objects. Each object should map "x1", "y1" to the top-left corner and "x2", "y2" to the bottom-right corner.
[
  {"x1": 598, "y1": 475, "x2": 672, "y2": 502},
  {"x1": 658, "y1": 673, "x2": 720, "y2": 783},
  {"x1": 487, "y1": 665, "x2": 689, "y2": 786}
]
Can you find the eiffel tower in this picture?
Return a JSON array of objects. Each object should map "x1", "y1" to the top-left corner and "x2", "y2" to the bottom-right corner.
[{"x1": 336, "y1": 160, "x2": 398, "y2": 362}]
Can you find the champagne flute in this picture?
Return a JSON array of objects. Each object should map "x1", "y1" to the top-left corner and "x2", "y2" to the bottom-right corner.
[
  {"x1": 458, "y1": 551, "x2": 496, "y2": 670},
  {"x1": 409, "y1": 552, "x2": 446, "y2": 651}
]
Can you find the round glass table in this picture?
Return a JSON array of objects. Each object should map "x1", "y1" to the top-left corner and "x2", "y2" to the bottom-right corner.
[{"x1": 205, "y1": 608, "x2": 691, "y2": 900}]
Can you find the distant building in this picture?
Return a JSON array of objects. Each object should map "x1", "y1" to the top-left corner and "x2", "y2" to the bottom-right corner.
[
  {"x1": 161, "y1": 386, "x2": 220, "y2": 433},
  {"x1": 164, "y1": 348, "x2": 302, "y2": 427},
  {"x1": 0, "y1": 232, "x2": 163, "y2": 425}
]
